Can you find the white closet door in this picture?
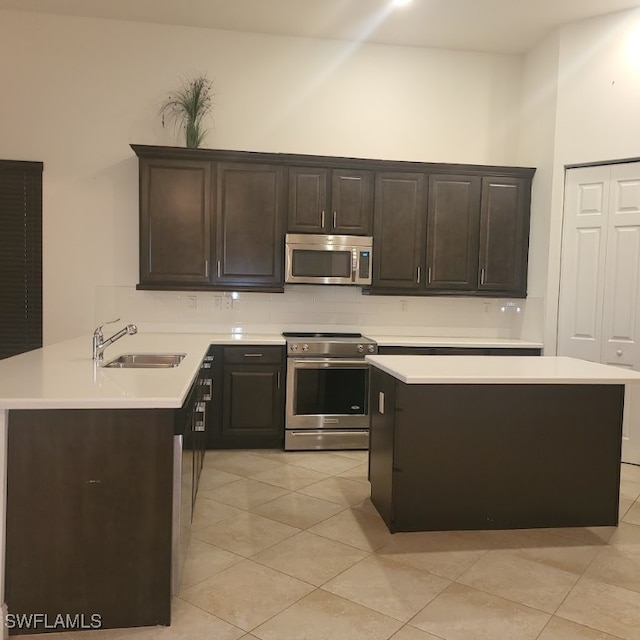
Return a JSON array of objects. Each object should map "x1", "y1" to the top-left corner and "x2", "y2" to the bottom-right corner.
[
  {"x1": 600, "y1": 164, "x2": 640, "y2": 465},
  {"x1": 600, "y1": 164, "x2": 640, "y2": 369},
  {"x1": 557, "y1": 166, "x2": 610, "y2": 361},
  {"x1": 558, "y1": 162, "x2": 640, "y2": 465}
]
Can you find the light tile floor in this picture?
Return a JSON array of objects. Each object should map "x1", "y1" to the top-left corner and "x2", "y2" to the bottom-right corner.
[{"x1": 18, "y1": 450, "x2": 640, "y2": 640}]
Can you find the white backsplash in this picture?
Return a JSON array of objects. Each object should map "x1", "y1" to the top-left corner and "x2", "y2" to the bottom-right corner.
[{"x1": 95, "y1": 285, "x2": 543, "y2": 341}]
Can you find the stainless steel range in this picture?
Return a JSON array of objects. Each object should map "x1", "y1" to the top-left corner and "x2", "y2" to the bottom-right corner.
[{"x1": 283, "y1": 332, "x2": 378, "y2": 451}]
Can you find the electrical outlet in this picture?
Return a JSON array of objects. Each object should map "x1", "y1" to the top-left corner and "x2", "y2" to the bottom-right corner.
[
  {"x1": 400, "y1": 300, "x2": 408, "y2": 312},
  {"x1": 214, "y1": 295, "x2": 233, "y2": 310},
  {"x1": 187, "y1": 295, "x2": 197, "y2": 310}
]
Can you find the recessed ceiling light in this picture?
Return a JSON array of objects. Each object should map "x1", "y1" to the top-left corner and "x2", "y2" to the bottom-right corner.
[{"x1": 392, "y1": 0, "x2": 414, "y2": 7}]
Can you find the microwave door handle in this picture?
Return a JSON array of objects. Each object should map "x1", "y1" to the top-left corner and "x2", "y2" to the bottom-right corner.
[{"x1": 352, "y1": 249, "x2": 357, "y2": 282}]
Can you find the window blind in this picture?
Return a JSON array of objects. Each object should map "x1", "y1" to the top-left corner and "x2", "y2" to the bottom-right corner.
[{"x1": 0, "y1": 160, "x2": 43, "y2": 360}]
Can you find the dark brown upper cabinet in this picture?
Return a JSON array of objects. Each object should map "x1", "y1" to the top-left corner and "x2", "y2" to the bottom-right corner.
[
  {"x1": 370, "y1": 166, "x2": 533, "y2": 298},
  {"x1": 478, "y1": 176, "x2": 530, "y2": 293},
  {"x1": 133, "y1": 146, "x2": 285, "y2": 292},
  {"x1": 215, "y1": 162, "x2": 285, "y2": 289},
  {"x1": 138, "y1": 157, "x2": 212, "y2": 286},
  {"x1": 371, "y1": 172, "x2": 427, "y2": 290},
  {"x1": 133, "y1": 145, "x2": 533, "y2": 298},
  {"x1": 425, "y1": 174, "x2": 482, "y2": 291},
  {"x1": 424, "y1": 173, "x2": 531, "y2": 296},
  {"x1": 287, "y1": 166, "x2": 373, "y2": 235}
]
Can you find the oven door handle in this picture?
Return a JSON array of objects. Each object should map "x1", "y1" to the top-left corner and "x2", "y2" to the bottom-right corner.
[{"x1": 290, "y1": 358, "x2": 369, "y2": 367}]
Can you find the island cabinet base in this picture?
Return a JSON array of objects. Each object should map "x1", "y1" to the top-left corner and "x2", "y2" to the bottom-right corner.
[
  {"x1": 5, "y1": 409, "x2": 174, "y2": 635},
  {"x1": 369, "y1": 369, "x2": 624, "y2": 533}
]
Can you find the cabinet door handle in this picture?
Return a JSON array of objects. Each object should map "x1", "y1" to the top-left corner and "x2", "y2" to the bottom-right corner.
[
  {"x1": 427, "y1": 267, "x2": 432, "y2": 284},
  {"x1": 217, "y1": 260, "x2": 221, "y2": 278},
  {"x1": 321, "y1": 210, "x2": 325, "y2": 228},
  {"x1": 480, "y1": 267, "x2": 486, "y2": 285},
  {"x1": 277, "y1": 371, "x2": 281, "y2": 388},
  {"x1": 205, "y1": 259, "x2": 209, "y2": 278},
  {"x1": 243, "y1": 353, "x2": 264, "y2": 358},
  {"x1": 416, "y1": 267, "x2": 421, "y2": 284},
  {"x1": 333, "y1": 211, "x2": 337, "y2": 228},
  {"x1": 193, "y1": 402, "x2": 206, "y2": 432}
]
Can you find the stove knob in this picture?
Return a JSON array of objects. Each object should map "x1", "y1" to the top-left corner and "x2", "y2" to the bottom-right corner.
[
  {"x1": 357, "y1": 344, "x2": 364, "y2": 353},
  {"x1": 367, "y1": 344, "x2": 375, "y2": 353},
  {"x1": 302, "y1": 343, "x2": 309, "y2": 352},
  {"x1": 290, "y1": 343, "x2": 299, "y2": 352}
]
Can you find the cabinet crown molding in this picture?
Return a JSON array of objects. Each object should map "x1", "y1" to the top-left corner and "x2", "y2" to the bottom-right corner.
[{"x1": 130, "y1": 144, "x2": 536, "y2": 178}]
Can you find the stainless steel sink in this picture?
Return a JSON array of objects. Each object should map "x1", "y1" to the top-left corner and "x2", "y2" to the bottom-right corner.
[{"x1": 104, "y1": 353, "x2": 186, "y2": 368}]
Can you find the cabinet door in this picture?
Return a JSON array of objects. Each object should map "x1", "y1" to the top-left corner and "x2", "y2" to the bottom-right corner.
[
  {"x1": 139, "y1": 158, "x2": 212, "y2": 286},
  {"x1": 478, "y1": 176, "x2": 530, "y2": 294},
  {"x1": 426, "y1": 175, "x2": 481, "y2": 290},
  {"x1": 331, "y1": 169, "x2": 374, "y2": 235},
  {"x1": 222, "y1": 364, "x2": 284, "y2": 446},
  {"x1": 371, "y1": 172, "x2": 426, "y2": 290},
  {"x1": 287, "y1": 167, "x2": 328, "y2": 233},
  {"x1": 215, "y1": 163, "x2": 285, "y2": 287}
]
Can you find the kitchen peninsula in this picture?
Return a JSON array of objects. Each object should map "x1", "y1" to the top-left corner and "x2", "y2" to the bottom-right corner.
[
  {"x1": 0, "y1": 331, "x2": 283, "y2": 634},
  {"x1": 367, "y1": 355, "x2": 640, "y2": 533}
]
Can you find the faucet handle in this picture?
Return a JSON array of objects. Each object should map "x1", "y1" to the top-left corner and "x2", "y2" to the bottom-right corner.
[{"x1": 94, "y1": 318, "x2": 121, "y2": 336}]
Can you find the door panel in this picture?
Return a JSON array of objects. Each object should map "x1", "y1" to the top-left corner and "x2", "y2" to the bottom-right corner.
[
  {"x1": 601, "y1": 167, "x2": 640, "y2": 369},
  {"x1": 557, "y1": 166, "x2": 609, "y2": 363},
  {"x1": 140, "y1": 159, "x2": 212, "y2": 285},
  {"x1": 287, "y1": 167, "x2": 327, "y2": 233},
  {"x1": 215, "y1": 163, "x2": 284, "y2": 287},
  {"x1": 371, "y1": 172, "x2": 426, "y2": 290},
  {"x1": 478, "y1": 177, "x2": 528, "y2": 292},
  {"x1": 331, "y1": 170, "x2": 373, "y2": 235},
  {"x1": 222, "y1": 366, "x2": 281, "y2": 437},
  {"x1": 573, "y1": 228, "x2": 605, "y2": 340},
  {"x1": 426, "y1": 175, "x2": 481, "y2": 290}
]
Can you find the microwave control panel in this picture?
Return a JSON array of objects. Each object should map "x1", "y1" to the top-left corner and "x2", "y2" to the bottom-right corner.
[{"x1": 358, "y1": 251, "x2": 371, "y2": 279}]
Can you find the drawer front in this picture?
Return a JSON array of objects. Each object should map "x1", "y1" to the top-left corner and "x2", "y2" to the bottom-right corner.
[{"x1": 223, "y1": 346, "x2": 283, "y2": 364}]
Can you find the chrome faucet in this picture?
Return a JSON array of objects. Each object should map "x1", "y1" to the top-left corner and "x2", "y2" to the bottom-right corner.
[{"x1": 92, "y1": 319, "x2": 138, "y2": 362}]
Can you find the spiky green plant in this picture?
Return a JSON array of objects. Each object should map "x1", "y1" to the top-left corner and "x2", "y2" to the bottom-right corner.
[{"x1": 159, "y1": 75, "x2": 214, "y2": 148}]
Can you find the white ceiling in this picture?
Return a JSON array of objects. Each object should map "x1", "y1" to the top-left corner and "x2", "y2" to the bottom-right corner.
[{"x1": 1, "y1": 0, "x2": 640, "y2": 54}]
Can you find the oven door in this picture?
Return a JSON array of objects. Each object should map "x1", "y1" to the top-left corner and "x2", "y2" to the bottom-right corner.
[{"x1": 286, "y1": 358, "x2": 370, "y2": 429}]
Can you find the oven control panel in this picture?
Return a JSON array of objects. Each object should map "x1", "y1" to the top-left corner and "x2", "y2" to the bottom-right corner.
[{"x1": 286, "y1": 340, "x2": 377, "y2": 356}]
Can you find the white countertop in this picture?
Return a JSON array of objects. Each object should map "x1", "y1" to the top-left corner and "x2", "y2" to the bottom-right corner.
[
  {"x1": 366, "y1": 355, "x2": 640, "y2": 384},
  {"x1": 0, "y1": 332, "x2": 284, "y2": 410},
  {"x1": 0, "y1": 331, "x2": 547, "y2": 410}
]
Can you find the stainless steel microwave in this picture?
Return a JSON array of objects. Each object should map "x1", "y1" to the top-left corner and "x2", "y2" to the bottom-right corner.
[{"x1": 285, "y1": 234, "x2": 373, "y2": 285}]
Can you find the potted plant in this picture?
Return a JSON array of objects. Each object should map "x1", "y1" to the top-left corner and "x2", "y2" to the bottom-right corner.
[{"x1": 159, "y1": 74, "x2": 214, "y2": 148}]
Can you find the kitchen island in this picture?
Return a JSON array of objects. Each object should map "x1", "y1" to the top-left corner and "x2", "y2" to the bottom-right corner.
[{"x1": 366, "y1": 355, "x2": 640, "y2": 533}]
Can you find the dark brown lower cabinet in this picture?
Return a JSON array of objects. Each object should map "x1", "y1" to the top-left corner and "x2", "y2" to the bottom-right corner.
[
  {"x1": 209, "y1": 345, "x2": 285, "y2": 449},
  {"x1": 5, "y1": 409, "x2": 174, "y2": 634},
  {"x1": 369, "y1": 368, "x2": 623, "y2": 533},
  {"x1": 376, "y1": 346, "x2": 541, "y2": 356}
]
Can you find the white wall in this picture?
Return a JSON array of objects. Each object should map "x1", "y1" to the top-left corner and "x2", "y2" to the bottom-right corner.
[
  {"x1": 0, "y1": 10, "x2": 527, "y2": 344},
  {"x1": 521, "y1": 8, "x2": 640, "y2": 353},
  {"x1": 515, "y1": 33, "x2": 561, "y2": 345}
]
